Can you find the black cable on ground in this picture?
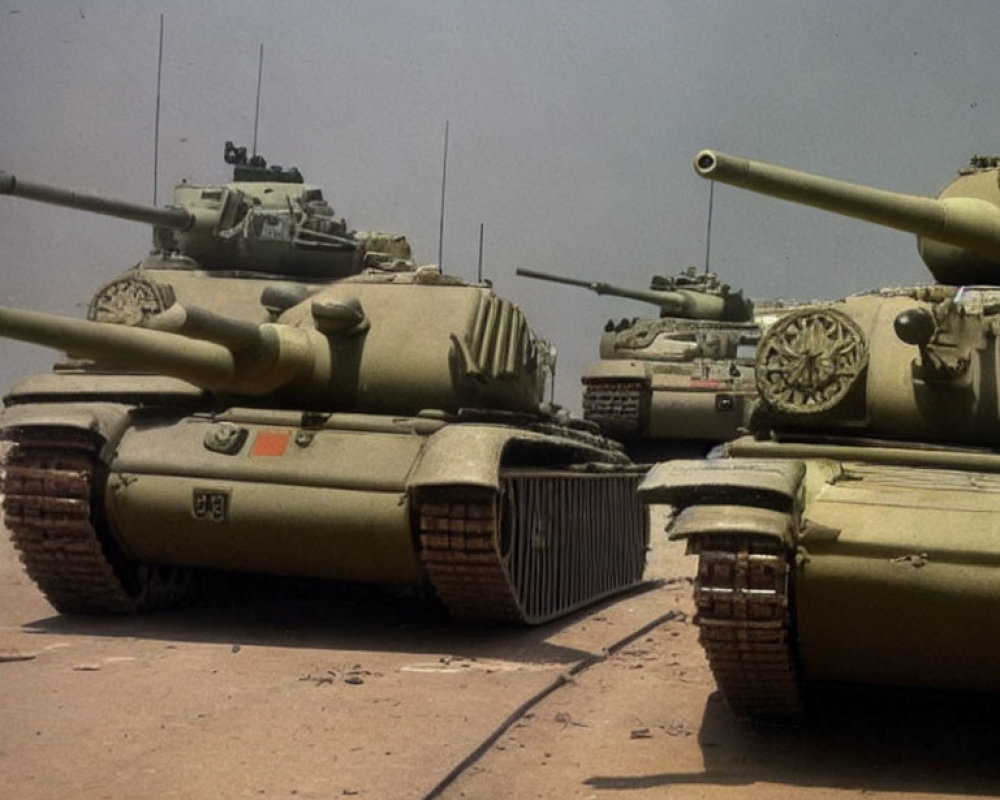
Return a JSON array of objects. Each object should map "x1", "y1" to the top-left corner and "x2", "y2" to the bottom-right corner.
[{"x1": 421, "y1": 609, "x2": 682, "y2": 800}]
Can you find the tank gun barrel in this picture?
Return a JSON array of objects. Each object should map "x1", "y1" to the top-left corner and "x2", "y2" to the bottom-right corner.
[
  {"x1": 0, "y1": 306, "x2": 232, "y2": 388},
  {"x1": 517, "y1": 268, "x2": 603, "y2": 292},
  {"x1": 0, "y1": 305, "x2": 327, "y2": 396},
  {"x1": 0, "y1": 171, "x2": 193, "y2": 230},
  {"x1": 693, "y1": 150, "x2": 1000, "y2": 265},
  {"x1": 516, "y1": 267, "x2": 728, "y2": 319}
]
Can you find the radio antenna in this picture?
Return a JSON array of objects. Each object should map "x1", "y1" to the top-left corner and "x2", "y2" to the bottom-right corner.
[
  {"x1": 477, "y1": 222, "x2": 485, "y2": 283},
  {"x1": 704, "y1": 179, "x2": 714, "y2": 275},
  {"x1": 252, "y1": 43, "x2": 264, "y2": 158},
  {"x1": 437, "y1": 120, "x2": 449, "y2": 273},
  {"x1": 152, "y1": 13, "x2": 164, "y2": 206}
]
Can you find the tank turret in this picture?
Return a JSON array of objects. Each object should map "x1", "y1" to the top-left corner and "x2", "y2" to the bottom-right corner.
[
  {"x1": 0, "y1": 142, "x2": 414, "y2": 280},
  {"x1": 516, "y1": 267, "x2": 753, "y2": 321},
  {"x1": 0, "y1": 273, "x2": 553, "y2": 414},
  {"x1": 694, "y1": 149, "x2": 1000, "y2": 285}
]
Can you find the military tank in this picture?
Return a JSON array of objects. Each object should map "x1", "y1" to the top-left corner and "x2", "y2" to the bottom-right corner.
[
  {"x1": 517, "y1": 267, "x2": 759, "y2": 459},
  {"x1": 639, "y1": 148, "x2": 1000, "y2": 719},
  {"x1": 0, "y1": 146, "x2": 648, "y2": 624}
]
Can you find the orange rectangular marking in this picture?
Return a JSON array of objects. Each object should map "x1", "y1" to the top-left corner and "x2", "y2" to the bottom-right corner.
[
  {"x1": 251, "y1": 430, "x2": 290, "y2": 457},
  {"x1": 689, "y1": 379, "x2": 726, "y2": 389}
]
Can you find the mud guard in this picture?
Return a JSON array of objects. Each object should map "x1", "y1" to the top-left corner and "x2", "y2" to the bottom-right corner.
[
  {"x1": 1, "y1": 401, "x2": 133, "y2": 460},
  {"x1": 669, "y1": 504, "x2": 795, "y2": 546},
  {"x1": 407, "y1": 423, "x2": 622, "y2": 490},
  {"x1": 638, "y1": 458, "x2": 805, "y2": 513}
]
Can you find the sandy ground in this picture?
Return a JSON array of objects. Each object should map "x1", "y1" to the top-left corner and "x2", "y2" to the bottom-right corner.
[{"x1": 2, "y1": 506, "x2": 999, "y2": 800}]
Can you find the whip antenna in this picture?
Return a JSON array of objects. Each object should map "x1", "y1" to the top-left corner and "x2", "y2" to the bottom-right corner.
[
  {"x1": 252, "y1": 44, "x2": 264, "y2": 158},
  {"x1": 704, "y1": 179, "x2": 714, "y2": 275},
  {"x1": 477, "y1": 222, "x2": 484, "y2": 283},
  {"x1": 437, "y1": 120, "x2": 449, "y2": 272},
  {"x1": 153, "y1": 14, "x2": 164, "y2": 205}
]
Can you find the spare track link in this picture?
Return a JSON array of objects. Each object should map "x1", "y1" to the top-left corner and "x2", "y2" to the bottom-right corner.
[
  {"x1": 2, "y1": 429, "x2": 141, "y2": 613},
  {"x1": 690, "y1": 532, "x2": 803, "y2": 719},
  {"x1": 417, "y1": 470, "x2": 648, "y2": 625}
]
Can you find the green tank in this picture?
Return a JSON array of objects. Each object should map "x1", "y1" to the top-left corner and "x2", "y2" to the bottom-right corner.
[
  {"x1": 0, "y1": 146, "x2": 647, "y2": 624},
  {"x1": 517, "y1": 267, "x2": 759, "y2": 458},
  {"x1": 639, "y1": 149, "x2": 1000, "y2": 718}
]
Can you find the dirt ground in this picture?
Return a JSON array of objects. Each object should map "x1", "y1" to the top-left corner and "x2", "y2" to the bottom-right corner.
[{"x1": 2, "y1": 506, "x2": 999, "y2": 800}]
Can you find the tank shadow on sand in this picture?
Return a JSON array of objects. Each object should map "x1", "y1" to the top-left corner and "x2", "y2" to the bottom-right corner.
[
  {"x1": 20, "y1": 577, "x2": 665, "y2": 667},
  {"x1": 585, "y1": 685, "x2": 1000, "y2": 795}
]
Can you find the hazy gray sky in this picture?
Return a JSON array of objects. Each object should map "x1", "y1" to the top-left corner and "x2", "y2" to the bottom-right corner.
[{"x1": 2, "y1": 1, "x2": 999, "y2": 409}]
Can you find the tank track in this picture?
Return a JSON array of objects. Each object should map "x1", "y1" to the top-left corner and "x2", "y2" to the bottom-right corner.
[
  {"x1": 2, "y1": 429, "x2": 211, "y2": 614},
  {"x1": 688, "y1": 532, "x2": 803, "y2": 719},
  {"x1": 582, "y1": 379, "x2": 645, "y2": 439},
  {"x1": 417, "y1": 470, "x2": 648, "y2": 624}
]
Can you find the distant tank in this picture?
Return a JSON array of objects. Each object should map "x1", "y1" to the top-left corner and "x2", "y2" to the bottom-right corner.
[
  {"x1": 1, "y1": 142, "x2": 416, "y2": 331},
  {"x1": 639, "y1": 149, "x2": 1000, "y2": 719},
  {"x1": 0, "y1": 146, "x2": 647, "y2": 623},
  {"x1": 517, "y1": 267, "x2": 759, "y2": 459}
]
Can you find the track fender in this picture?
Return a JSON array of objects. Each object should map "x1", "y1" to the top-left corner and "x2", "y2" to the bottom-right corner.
[
  {"x1": 407, "y1": 425, "x2": 518, "y2": 490},
  {"x1": 407, "y1": 424, "x2": 609, "y2": 491},
  {"x1": 638, "y1": 457, "x2": 805, "y2": 512},
  {"x1": 1, "y1": 401, "x2": 133, "y2": 460},
  {"x1": 669, "y1": 503, "x2": 795, "y2": 546}
]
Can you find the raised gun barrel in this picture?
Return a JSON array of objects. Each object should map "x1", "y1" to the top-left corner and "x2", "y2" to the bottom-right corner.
[
  {"x1": 0, "y1": 171, "x2": 193, "y2": 230},
  {"x1": 693, "y1": 149, "x2": 1000, "y2": 285},
  {"x1": 516, "y1": 267, "x2": 747, "y2": 320}
]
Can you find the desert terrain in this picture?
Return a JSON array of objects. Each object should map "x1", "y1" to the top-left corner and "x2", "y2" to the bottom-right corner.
[{"x1": 2, "y1": 507, "x2": 999, "y2": 799}]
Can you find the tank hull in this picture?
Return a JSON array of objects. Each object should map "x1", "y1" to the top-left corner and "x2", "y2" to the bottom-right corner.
[
  {"x1": 792, "y1": 457, "x2": 1000, "y2": 692},
  {"x1": 105, "y1": 416, "x2": 427, "y2": 584},
  {"x1": 640, "y1": 440, "x2": 1000, "y2": 718},
  {"x1": 2, "y1": 388, "x2": 649, "y2": 624}
]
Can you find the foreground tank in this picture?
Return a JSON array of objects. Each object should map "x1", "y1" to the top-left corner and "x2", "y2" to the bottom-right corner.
[
  {"x1": 0, "y1": 150, "x2": 647, "y2": 624},
  {"x1": 517, "y1": 267, "x2": 759, "y2": 459},
  {"x1": 639, "y1": 149, "x2": 1000, "y2": 718}
]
